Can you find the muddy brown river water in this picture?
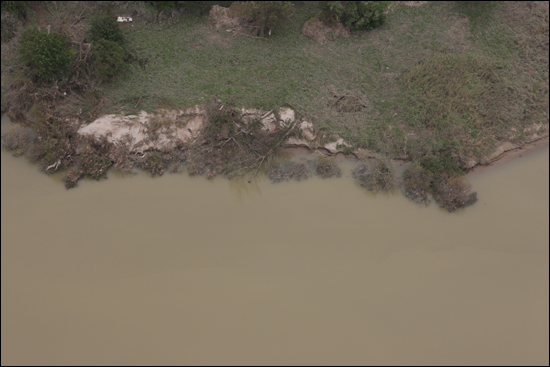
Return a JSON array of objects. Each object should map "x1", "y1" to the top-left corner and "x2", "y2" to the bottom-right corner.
[{"x1": 1, "y1": 116, "x2": 549, "y2": 365}]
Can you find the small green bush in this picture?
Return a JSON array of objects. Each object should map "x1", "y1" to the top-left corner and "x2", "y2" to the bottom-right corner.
[
  {"x1": 144, "y1": 1, "x2": 232, "y2": 16},
  {"x1": 1, "y1": 12, "x2": 19, "y2": 41},
  {"x1": 92, "y1": 39, "x2": 127, "y2": 80},
  {"x1": 320, "y1": 1, "x2": 391, "y2": 31},
  {"x1": 88, "y1": 14, "x2": 125, "y2": 47},
  {"x1": 419, "y1": 155, "x2": 463, "y2": 177},
  {"x1": 1, "y1": 1, "x2": 28, "y2": 17},
  {"x1": 320, "y1": 1, "x2": 344, "y2": 24},
  {"x1": 143, "y1": 1, "x2": 179, "y2": 9},
  {"x1": 19, "y1": 27, "x2": 72, "y2": 81}
]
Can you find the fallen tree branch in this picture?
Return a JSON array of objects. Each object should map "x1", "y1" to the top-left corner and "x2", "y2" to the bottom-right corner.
[
  {"x1": 248, "y1": 121, "x2": 298, "y2": 182},
  {"x1": 46, "y1": 159, "x2": 61, "y2": 171}
]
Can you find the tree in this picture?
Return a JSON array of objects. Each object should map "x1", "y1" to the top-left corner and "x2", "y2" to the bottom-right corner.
[
  {"x1": 88, "y1": 13, "x2": 125, "y2": 47},
  {"x1": 19, "y1": 27, "x2": 72, "y2": 81},
  {"x1": 92, "y1": 39, "x2": 127, "y2": 80},
  {"x1": 320, "y1": 1, "x2": 391, "y2": 31}
]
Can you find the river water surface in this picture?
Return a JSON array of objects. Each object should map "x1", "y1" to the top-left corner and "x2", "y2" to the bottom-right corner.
[{"x1": 1, "y1": 121, "x2": 549, "y2": 364}]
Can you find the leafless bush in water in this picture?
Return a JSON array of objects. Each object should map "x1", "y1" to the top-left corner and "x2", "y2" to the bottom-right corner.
[
  {"x1": 312, "y1": 156, "x2": 341, "y2": 178},
  {"x1": 353, "y1": 160, "x2": 396, "y2": 192},
  {"x1": 267, "y1": 159, "x2": 312, "y2": 183},
  {"x1": 433, "y1": 175, "x2": 477, "y2": 212},
  {"x1": 1, "y1": 124, "x2": 34, "y2": 157}
]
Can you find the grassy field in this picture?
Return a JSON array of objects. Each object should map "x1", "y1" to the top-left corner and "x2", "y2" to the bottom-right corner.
[{"x1": 2, "y1": 1, "x2": 549, "y2": 167}]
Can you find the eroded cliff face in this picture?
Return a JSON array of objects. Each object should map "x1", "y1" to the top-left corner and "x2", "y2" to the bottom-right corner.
[{"x1": 76, "y1": 106, "x2": 352, "y2": 155}]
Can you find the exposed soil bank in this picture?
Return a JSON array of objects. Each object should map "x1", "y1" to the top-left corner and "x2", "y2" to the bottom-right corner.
[
  {"x1": 3, "y1": 107, "x2": 548, "y2": 213},
  {"x1": 469, "y1": 135, "x2": 550, "y2": 174}
]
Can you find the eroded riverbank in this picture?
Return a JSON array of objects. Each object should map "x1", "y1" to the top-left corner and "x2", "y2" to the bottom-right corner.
[{"x1": 7, "y1": 109, "x2": 545, "y2": 212}]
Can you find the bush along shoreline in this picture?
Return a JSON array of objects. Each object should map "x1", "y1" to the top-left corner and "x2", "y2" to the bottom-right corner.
[
  {"x1": 1, "y1": 100, "x2": 480, "y2": 212},
  {"x1": 2, "y1": 1, "x2": 549, "y2": 212}
]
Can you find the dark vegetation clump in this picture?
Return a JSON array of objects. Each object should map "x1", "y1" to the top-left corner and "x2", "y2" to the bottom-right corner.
[
  {"x1": 92, "y1": 39, "x2": 127, "y2": 81},
  {"x1": 419, "y1": 155, "x2": 463, "y2": 177},
  {"x1": 62, "y1": 166, "x2": 84, "y2": 189},
  {"x1": 132, "y1": 149, "x2": 181, "y2": 178},
  {"x1": 62, "y1": 143, "x2": 129, "y2": 188},
  {"x1": 187, "y1": 101, "x2": 258, "y2": 179},
  {"x1": 27, "y1": 115, "x2": 78, "y2": 172},
  {"x1": 228, "y1": 1, "x2": 294, "y2": 37},
  {"x1": 401, "y1": 163, "x2": 432, "y2": 204},
  {"x1": 62, "y1": 135, "x2": 135, "y2": 188},
  {"x1": 433, "y1": 176, "x2": 478, "y2": 212},
  {"x1": 1, "y1": 1, "x2": 28, "y2": 17},
  {"x1": 88, "y1": 13, "x2": 126, "y2": 47},
  {"x1": 143, "y1": 1, "x2": 181, "y2": 10},
  {"x1": 1, "y1": 11, "x2": 20, "y2": 42},
  {"x1": 352, "y1": 160, "x2": 396, "y2": 192},
  {"x1": 204, "y1": 101, "x2": 241, "y2": 139},
  {"x1": 319, "y1": 1, "x2": 390, "y2": 31},
  {"x1": 312, "y1": 156, "x2": 341, "y2": 178},
  {"x1": 75, "y1": 135, "x2": 114, "y2": 180},
  {"x1": 88, "y1": 14, "x2": 128, "y2": 81},
  {"x1": 1, "y1": 124, "x2": 34, "y2": 157},
  {"x1": 401, "y1": 155, "x2": 477, "y2": 211},
  {"x1": 140, "y1": 150, "x2": 166, "y2": 177},
  {"x1": 267, "y1": 159, "x2": 312, "y2": 183},
  {"x1": 19, "y1": 27, "x2": 72, "y2": 81}
]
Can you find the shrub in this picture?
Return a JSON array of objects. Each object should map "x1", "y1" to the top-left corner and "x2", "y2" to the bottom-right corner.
[
  {"x1": 1, "y1": 1, "x2": 28, "y2": 17},
  {"x1": 433, "y1": 176, "x2": 478, "y2": 212},
  {"x1": 320, "y1": 1, "x2": 391, "y2": 31},
  {"x1": 319, "y1": 1, "x2": 344, "y2": 25},
  {"x1": 28, "y1": 117, "x2": 77, "y2": 171},
  {"x1": 62, "y1": 166, "x2": 84, "y2": 189},
  {"x1": 401, "y1": 163, "x2": 432, "y2": 204},
  {"x1": 92, "y1": 39, "x2": 127, "y2": 80},
  {"x1": 1, "y1": 12, "x2": 19, "y2": 41},
  {"x1": 267, "y1": 160, "x2": 312, "y2": 182},
  {"x1": 88, "y1": 14, "x2": 125, "y2": 47},
  {"x1": 143, "y1": 1, "x2": 179, "y2": 10},
  {"x1": 204, "y1": 103, "x2": 240, "y2": 138},
  {"x1": 19, "y1": 27, "x2": 72, "y2": 81},
  {"x1": 312, "y1": 156, "x2": 341, "y2": 178},
  {"x1": 229, "y1": 1, "x2": 294, "y2": 37},
  {"x1": 401, "y1": 158, "x2": 477, "y2": 211},
  {"x1": 76, "y1": 136, "x2": 113, "y2": 180},
  {"x1": 353, "y1": 160, "x2": 396, "y2": 192},
  {"x1": 0, "y1": 124, "x2": 34, "y2": 157}
]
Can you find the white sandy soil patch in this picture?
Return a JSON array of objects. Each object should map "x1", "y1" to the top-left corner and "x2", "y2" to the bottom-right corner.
[{"x1": 78, "y1": 105, "x2": 353, "y2": 154}]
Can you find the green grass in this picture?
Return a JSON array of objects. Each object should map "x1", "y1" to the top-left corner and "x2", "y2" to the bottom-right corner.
[{"x1": 2, "y1": 1, "x2": 548, "y2": 169}]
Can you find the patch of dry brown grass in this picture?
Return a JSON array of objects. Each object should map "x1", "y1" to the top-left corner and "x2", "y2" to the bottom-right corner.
[{"x1": 302, "y1": 17, "x2": 349, "y2": 44}]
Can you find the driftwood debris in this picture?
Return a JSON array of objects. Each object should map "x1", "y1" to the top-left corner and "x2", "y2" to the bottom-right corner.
[{"x1": 46, "y1": 159, "x2": 61, "y2": 171}]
